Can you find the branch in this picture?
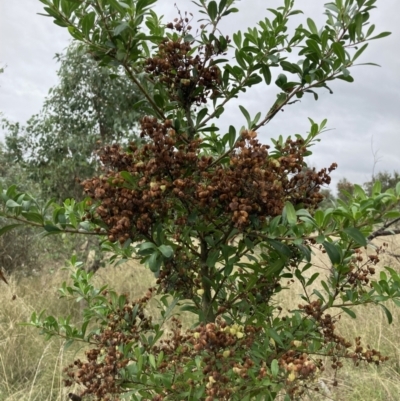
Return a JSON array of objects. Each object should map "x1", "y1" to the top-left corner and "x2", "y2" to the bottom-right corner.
[
  {"x1": 123, "y1": 64, "x2": 166, "y2": 121},
  {"x1": 2, "y1": 214, "x2": 106, "y2": 236},
  {"x1": 368, "y1": 217, "x2": 400, "y2": 240}
]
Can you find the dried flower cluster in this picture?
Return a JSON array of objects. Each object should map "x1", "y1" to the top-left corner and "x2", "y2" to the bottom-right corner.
[
  {"x1": 345, "y1": 245, "x2": 386, "y2": 287},
  {"x1": 298, "y1": 299, "x2": 388, "y2": 378},
  {"x1": 145, "y1": 16, "x2": 223, "y2": 107},
  {"x1": 63, "y1": 292, "x2": 266, "y2": 401},
  {"x1": 82, "y1": 117, "x2": 334, "y2": 245},
  {"x1": 279, "y1": 350, "x2": 321, "y2": 398},
  {"x1": 63, "y1": 289, "x2": 156, "y2": 400}
]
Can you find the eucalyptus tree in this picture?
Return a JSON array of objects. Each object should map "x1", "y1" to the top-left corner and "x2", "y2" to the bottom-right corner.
[{"x1": 4, "y1": 42, "x2": 145, "y2": 201}]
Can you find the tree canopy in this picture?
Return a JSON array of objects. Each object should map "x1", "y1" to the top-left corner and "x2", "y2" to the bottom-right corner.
[{"x1": 3, "y1": 42, "x2": 145, "y2": 201}]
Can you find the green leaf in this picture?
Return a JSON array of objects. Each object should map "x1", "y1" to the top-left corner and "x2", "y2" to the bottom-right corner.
[
  {"x1": 139, "y1": 242, "x2": 157, "y2": 252},
  {"x1": 67, "y1": 26, "x2": 83, "y2": 40},
  {"x1": 6, "y1": 199, "x2": 20, "y2": 208},
  {"x1": 275, "y1": 73, "x2": 287, "y2": 89},
  {"x1": 306, "y1": 39, "x2": 321, "y2": 56},
  {"x1": 22, "y1": 212, "x2": 44, "y2": 224},
  {"x1": 239, "y1": 105, "x2": 251, "y2": 128},
  {"x1": 368, "y1": 31, "x2": 391, "y2": 40},
  {"x1": 81, "y1": 11, "x2": 95, "y2": 37},
  {"x1": 196, "y1": 108, "x2": 208, "y2": 126},
  {"x1": 337, "y1": 74, "x2": 354, "y2": 82},
  {"x1": 396, "y1": 181, "x2": 400, "y2": 196},
  {"x1": 343, "y1": 227, "x2": 367, "y2": 247},
  {"x1": 284, "y1": 201, "x2": 297, "y2": 226},
  {"x1": 341, "y1": 307, "x2": 356, "y2": 319},
  {"x1": 323, "y1": 241, "x2": 341, "y2": 265},
  {"x1": 306, "y1": 272, "x2": 319, "y2": 287},
  {"x1": 380, "y1": 304, "x2": 393, "y2": 324},
  {"x1": 108, "y1": 0, "x2": 128, "y2": 14},
  {"x1": 44, "y1": 224, "x2": 63, "y2": 233},
  {"x1": 306, "y1": 18, "x2": 318, "y2": 35},
  {"x1": 261, "y1": 65, "x2": 271, "y2": 85},
  {"x1": 114, "y1": 22, "x2": 130, "y2": 36},
  {"x1": 153, "y1": 94, "x2": 164, "y2": 108},
  {"x1": 352, "y1": 43, "x2": 368, "y2": 62},
  {"x1": 314, "y1": 210, "x2": 324, "y2": 227},
  {"x1": 271, "y1": 359, "x2": 279, "y2": 377},
  {"x1": 158, "y1": 245, "x2": 173, "y2": 258},
  {"x1": 332, "y1": 42, "x2": 346, "y2": 63},
  {"x1": 267, "y1": 239, "x2": 291, "y2": 258},
  {"x1": 0, "y1": 224, "x2": 22, "y2": 236},
  {"x1": 372, "y1": 180, "x2": 381, "y2": 195},
  {"x1": 207, "y1": 249, "x2": 220, "y2": 268},
  {"x1": 207, "y1": 1, "x2": 218, "y2": 21},
  {"x1": 228, "y1": 125, "x2": 236, "y2": 148},
  {"x1": 147, "y1": 252, "x2": 161, "y2": 273},
  {"x1": 383, "y1": 211, "x2": 400, "y2": 219}
]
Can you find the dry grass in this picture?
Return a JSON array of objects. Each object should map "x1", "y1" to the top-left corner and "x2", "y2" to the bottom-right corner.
[{"x1": 1, "y1": 236, "x2": 400, "y2": 401}]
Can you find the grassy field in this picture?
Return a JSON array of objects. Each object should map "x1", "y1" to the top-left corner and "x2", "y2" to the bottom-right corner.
[{"x1": 1, "y1": 235, "x2": 400, "y2": 401}]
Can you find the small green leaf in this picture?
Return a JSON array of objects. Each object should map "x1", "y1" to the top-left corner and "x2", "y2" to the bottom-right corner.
[
  {"x1": 0, "y1": 224, "x2": 22, "y2": 236},
  {"x1": 228, "y1": 125, "x2": 236, "y2": 148},
  {"x1": 307, "y1": 18, "x2": 318, "y2": 35},
  {"x1": 380, "y1": 304, "x2": 393, "y2": 324},
  {"x1": 44, "y1": 224, "x2": 62, "y2": 233},
  {"x1": 368, "y1": 31, "x2": 391, "y2": 40},
  {"x1": 341, "y1": 307, "x2": 356, "y2": 319},
  {"x1": 332, "y1": 42, "x2": 346, "y2": 63},
  {"x1": 261, "y1": 65, "x2": 271, "y2": 85},
  {"x1": 108, "y1": 0, "x2": 128, "y2": 14},
  {"x1": 395, "y1": 181, "x2": 400, "y2": 196},
  {"x1": 149, "y1": 354, "x2": 156, "y2": 369},
  {"x1": 207, "y1": 249, "x2": 220, "y2": 268},
  {"x1": 314, "y1": 210, "x2": 324, "y2": 227},
  {"x1": 343, "y1": 227, "x2": 367, "y2": 247},
  {"x1": 239, "y1": 105, "x2": 251, "y2": 128},
  {"x1": 139, "y1": 242, "x2": 157, "y2": 251},
  {"x1": 207, "y1": 1, "x2": 218, "y2": 21},
  {"x1": 114, "y1": 22, "x2": 130, "y2": 36},
  {"x1": 271, "y1": 359, "x2": 279, "y2": 377},
  {"x1": 306, "y1": 272, "x2": 319, "y2": 286},
  {"x1": 147, "y1": 252, "x2": 161, "y2": 273},
  {"x1": 196, "y1": 108, "x2": 208, "y2": 126},
  {"x1": 284, "y1": 201, "x2": 297, "y2": 226},
  {"x1": 372, "y1": 180, "x2": 381, "y2": 195},
  {"x1": 81, "y1": 11, "x2": 95, "y2": 37},
  {"x1": 158, "y1": 245, "x2": 173, "y2": 258},
  {"x1": 268, "y1": 328, "x2": 283, "y2": 346},
  {"x1": 6, "y1": 199, "x2": 20, "y2": 208},
  {"x1": 352, "y1": 43, "x2": 368, "y2": 62},
  {"x1": 323, "y1": 241, "x2": 341, "y2": 265}
]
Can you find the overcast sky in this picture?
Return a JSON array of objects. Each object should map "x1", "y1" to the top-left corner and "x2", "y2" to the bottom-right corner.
[{"x1": 0, "y1": 0, "x2": 399, "y2": 192}]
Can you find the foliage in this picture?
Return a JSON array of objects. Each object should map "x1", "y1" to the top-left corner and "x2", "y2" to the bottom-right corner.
[
  {"x1": 3, "y1": 42, "x2": 145, "y2": 202},
  {"x1": 365, "y1": 171, "x2": 400, "y2": 196},
  {"x1": 2, "y1": 0, "x2": 400, "y2": 399},
  {"x1": 0, "y1": 143, "x2": 95, "y2": 276},
  {"x1": 336, "y1": 177, "x2": 355, "y2": 202}
]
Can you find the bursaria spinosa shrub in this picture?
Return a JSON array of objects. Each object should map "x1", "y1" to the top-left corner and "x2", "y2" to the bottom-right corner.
[{"x1": 1, "y1": 0, "x2": 400, "y2": 400}]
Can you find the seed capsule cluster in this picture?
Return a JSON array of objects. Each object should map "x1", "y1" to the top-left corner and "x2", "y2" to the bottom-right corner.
[
  {"x1": 145, "y1": 16, "x2": 224, "y2": 107},
  {"x1": 82, "y1": 117, "x2": 334, "y2": 245}
]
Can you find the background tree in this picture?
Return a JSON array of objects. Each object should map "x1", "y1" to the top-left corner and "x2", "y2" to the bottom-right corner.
[
  {"x1": 4, "y1": 42, "x2": 145, "y2": 201},
  {"x1": 365, "y1": 170, "x2": 400, "y2": 195},
  {"x1": 336, "y1": 177, "x2": 355, "y2": 202}
]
